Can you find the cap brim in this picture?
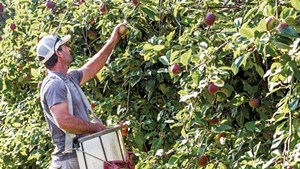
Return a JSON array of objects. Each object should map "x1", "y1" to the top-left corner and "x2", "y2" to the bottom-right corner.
[{"x1": 61, "y1": 35, "x2": 71, "y2": 45}]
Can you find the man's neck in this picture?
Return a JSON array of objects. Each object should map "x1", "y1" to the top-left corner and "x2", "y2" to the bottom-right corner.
[{"x1": 49, "y1": 63, "x2": 69, "y2": 75}]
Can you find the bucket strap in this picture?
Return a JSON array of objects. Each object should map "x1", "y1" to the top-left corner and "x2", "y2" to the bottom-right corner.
[
  {"x1": 71, "y1": 81, "x2": 103, "y2": 124},
  {"x1": 41, "y1": 72, "x2": 76, "y2": 154}
]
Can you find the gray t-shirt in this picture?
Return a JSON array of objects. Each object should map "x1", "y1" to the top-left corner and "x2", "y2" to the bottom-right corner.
[{"x1": 41, "y1": 69, "x2": 90, "y2": 161}]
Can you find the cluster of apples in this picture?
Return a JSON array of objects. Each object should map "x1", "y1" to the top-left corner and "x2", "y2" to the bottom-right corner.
[{"x1": 170, "y1": 12, "x2": 216, "y2": 75}]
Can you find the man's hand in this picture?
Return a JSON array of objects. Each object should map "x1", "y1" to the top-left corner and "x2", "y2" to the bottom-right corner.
[{"x1": 110, "y1": 23, "x2": 127, "y2": 42}]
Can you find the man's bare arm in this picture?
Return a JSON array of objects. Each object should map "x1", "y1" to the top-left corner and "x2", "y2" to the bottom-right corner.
[
  {"x1": 79, "y1": 23, "x2": 125, "y2": 85},
  {"x1": 50, "y1": 102, "x2": 105, "y2": 134}
]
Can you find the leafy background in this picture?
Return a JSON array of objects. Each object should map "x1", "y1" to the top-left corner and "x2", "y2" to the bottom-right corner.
[{"x1": 0, "y1": 0, "x2": 299, "y2": 168}]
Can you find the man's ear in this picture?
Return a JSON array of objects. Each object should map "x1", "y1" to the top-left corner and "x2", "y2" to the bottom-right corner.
[{"x1": 55, "y1": 50, "x2": 61, "y2": 58}]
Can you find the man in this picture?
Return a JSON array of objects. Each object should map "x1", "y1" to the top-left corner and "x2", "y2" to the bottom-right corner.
[{"x1": 37, "y1": 23, "x2": 125, "y2": 169}]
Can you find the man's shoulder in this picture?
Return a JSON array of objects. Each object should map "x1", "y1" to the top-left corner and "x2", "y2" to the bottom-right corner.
[
  {"x1": 67, "y1": 69, "x2": 83, "y2": 84},
  {"x1": 41, "y1": 75, "x2": 66, "y2": 93}
]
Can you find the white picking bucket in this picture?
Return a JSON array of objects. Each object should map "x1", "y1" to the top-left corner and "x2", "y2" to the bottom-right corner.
[{"x1": 76, "y1": 125, "x2": 126, "y2": 169}]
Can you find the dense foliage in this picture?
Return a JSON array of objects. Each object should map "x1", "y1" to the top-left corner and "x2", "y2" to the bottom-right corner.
[{"x1": 0, "y1": 0, "x2": 299, "y2": 168}]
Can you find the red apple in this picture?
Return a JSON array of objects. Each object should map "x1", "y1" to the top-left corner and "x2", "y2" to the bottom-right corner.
[
  {"x1": 287, "y1": 166, "x2": 293, "y2": 169},
  {"x1": 120, "y1": 120, "x2": 128, "y2": 136},
  {"x1": 118, "y1": 25, "x2": 127, "y2": 35},
  {"x1": 100, "y1": 3, "x2": 108, "y2": 14},
  {"x1": 197, "y1": 155, "x2": 208, "y2": 167},
  {"x1": 88, "y1": 18, "x2": 95, "y2": 25},
  {"x1": 10, "y1": 23, "x2": 16, "y2": 31},
  {"x1": 91, "y1": 101, "x2": 97, "y2": 110},
  {"x1": 87, "y1": 30, "x2": 97, "y2": 40},
  {"x1": 208, "y1": 83, "x2": 219, "y2": 94},
  {"x1": 46, "y1": 1, "x2": 55, "y2": 9},
  {"x1": 79, "y1": 0, "x2": 85, "y2": 4},
  {"x1": 0, "y1": 3, "x2": 3, "y2": 13},
  {"x1": 171, "y1": 64, "x2": 181, "y2": 74},
  {"x1": 209, "y1": 117, "x2": 219, "y2": 125},
  {"x1": 132, "y1": 0, "x2": 139, "y2": 6},
  {"x1": 266, "y1": 16, "x2": 277, "y2": 31},
  {"x1": 204, "y1": 12, "x2": 216, "y2": 26},
  {"x1": 215, "y1": 133, "x2": 225, "y2": 145},
  {"x1": 25, "y1": 74, "x2": 31, "y2": 80},
  {"x1": 249, "y1": 98, "x2": 260, "y2": 108},
  {"x1": 278, "y1": 22, "x2": 288, "y2": 28}
]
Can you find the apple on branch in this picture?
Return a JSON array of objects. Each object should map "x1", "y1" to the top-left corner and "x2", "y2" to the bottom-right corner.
[
  {"x1": 197, "y1": 155, "x2": 208, "y2": 167},
  {"x1": 209, "y1": 117, "x2": 219, "y2": 125},
  {"x1": 208, "y1": 83, "x2": 219, "y2": 94},
  {"x1": 87, "y1": 30, "x2": 97, "y2": 40},
  {"x1": 171, "y1": 64, "x2": 181, "y2": 75},
  {"x1": 120, "y1": 120, "x2": 128, "y2": 136},
  {"x1": 204, "y1": 12, "x2": 216, "y2": 26},
  {"x1": 132, "y1": 0, "x2": 139, "y2": 6},
  {"x1": 249, "y1": 98, "x2": 260, "y2": 108},
  {"x1": 100, "y1": 3, "x2": 108, "y2": 14},
  {"x1": 46, "y1": 1, "x2": 55, "y2": 9},
  {"x1": 266, "y1": 16, "x2": 278, "y2": 31},
  {"x1": 118, "y1": 24, "x2": 128, "y2": 36},
  {"x1": 10, "y1": 23, "x2": 16, "y2": 31},
  {"x1": 0, "y1": 2, "x2": 3, "y2": 13}
]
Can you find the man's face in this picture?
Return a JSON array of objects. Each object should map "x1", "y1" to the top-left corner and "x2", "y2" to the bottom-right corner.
[{"x1": 59, "y1": 43, "x2": 73, "y2": 64}]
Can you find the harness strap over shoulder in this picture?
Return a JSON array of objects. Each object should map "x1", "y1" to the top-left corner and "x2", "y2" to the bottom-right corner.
[
  {"x1": 71, "y1": 81, "x2": 103, "y2": 124},
  {"x1": 41, "y1": 72, "x2": 76, "y2": 154}
]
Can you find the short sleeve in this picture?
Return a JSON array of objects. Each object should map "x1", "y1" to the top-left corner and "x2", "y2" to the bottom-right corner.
[
  {"x1": 43, "y1": 78, "x2": 68, "y2": 108},
  {"x1": 67, "y1": 69, "x2": 83, "y2": 85}
]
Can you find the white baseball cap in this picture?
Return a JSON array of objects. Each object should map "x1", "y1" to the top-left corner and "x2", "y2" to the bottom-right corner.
[{"x1": 36, "y1": 35, "x2": 71, "y2": 63}]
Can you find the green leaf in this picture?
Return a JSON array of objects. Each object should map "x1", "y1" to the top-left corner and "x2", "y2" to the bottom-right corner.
[
  {"x1": 31, "y1": 68, "x2": 38, "y2": 78},
  {"x1": 12, "y1": 122, "x2": 21, "y2": 128},
  {"x1": 153, "y1": 45, "x2": 165, "y2": 51},
  {"x1": 141, "y1": 6, "x2": 159, "y2": 21},
  {"x1": 278, "y1": 26, "x2": 299, "y2": 38},
  {"x1": 131, "y1": 76, "x2": 142, "y2": 87},
  {"x1": 133, "y1": 130, "x2": 145, "y2": 146},
  {"x1": 254, "y1": 64, "x2": 264, "y2": 77},
  {"x1": 291, "y1": 0, "x2": 300, "y2": 10},
  {"x1": 244, "y1": 8, "x2": 257, "y2": 21},
  {"x1": 288, "y1": 98, "x2": 298, "y2": 111},
  {"x1": 168, "y1": 154, "x2": 181, "y2": 164},
  {"x1": 231, "y1": 54, "x2": 247, "y2": 75},
  {"x1": 216, "y1": 124, "x2": 232, "y2": 132},
  {"x1": 145, "y1": 131, "x2": 158, "y2": 139},
  {"x1": 167, "y1": 31, "x2": 175, "y2": 41},
  {"x1": 143, "y1": 44, "x2": 153, "y2": 50},
  {"x1": 170, "y1": 51, "x2": 180, "y2": 63},
  {"x1": 158, "y1": 56, "x2": 169, "y2": 65},
  {"x1": 271, "y1": 36, "x2": 293, "y2": 49},
  {"x1": 180, "y1": 49, "x2": 192, "y2": 66},
  {"x1": 181, "y1": 128, "x2": 187, "y2": 138},
  {"x1": 245, "y1": 122, "x2": 256, "y2": 132},
  {"x1": 240, "y1": 28, "x2": 254, "y2": 38},
  {"x1": 150, "y1": 138, "x2": 163, "y2": 150}
]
